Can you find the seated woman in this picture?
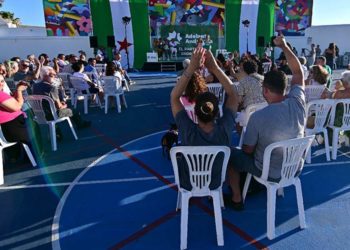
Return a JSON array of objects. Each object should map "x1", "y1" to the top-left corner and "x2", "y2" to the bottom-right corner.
[
  {"x1": 170, "y1": 47, "x2": 238, "y2": 195},
  {"x1": 0, "y1": 74, "x2": 41, "y2": 161},
  {"x1": 320, "y1": 70, "x2": 350, "y2": 143},
  {"x1": 105, "y1": 62, "x2": 123, "y2": 83}
]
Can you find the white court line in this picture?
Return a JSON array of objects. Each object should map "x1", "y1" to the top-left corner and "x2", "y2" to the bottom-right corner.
[
  {"x1": 0, "y1": 175, "x2": 174, "y2": 190},
  {"x1": 51, "y1": 130, "x2": 166, "y2": 250},
  {"x1": 305, "y1": 160, "x2": 350, "y2": 167}
]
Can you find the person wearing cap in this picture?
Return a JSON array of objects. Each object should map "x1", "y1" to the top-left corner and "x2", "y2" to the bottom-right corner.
[{"x1": 170, "y1": 47, "x2": 239, "y2": 192}]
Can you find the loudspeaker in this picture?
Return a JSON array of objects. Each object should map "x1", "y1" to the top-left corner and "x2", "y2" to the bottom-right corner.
[
  {"x1": 258, "y1": 36, "x2": 265, "y2": 47},
  {"x1": 89, "y1": 36, "x2": 98, "y2": 48},
  {"x1": 107, "y1": 35, "x2": 116, "y2": 48}
]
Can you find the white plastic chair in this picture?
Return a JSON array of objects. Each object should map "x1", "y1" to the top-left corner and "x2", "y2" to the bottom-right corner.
[
  {"x1": 242, "y1": 136, "x2": 314, "y2": 240},
  {"x1": 0, "y1": 126, "x2": 37, "y2": 185},
  {"x1": 69, "y1": 76, "x2": 101, "y2": 114},
  {"x1": 26, "y1": 95, "x2": 78, "y2": 151},
  {"x1": 207, "y1": 83, "x2": 225, "y2": 117},
  {"x1": 95, "y1": 64, "x2": 106, "y2": 76},
  {"x1": 262, "y1": 62, "x2": 271, "y2": 74},
  {"x1": 101, "y1": 76, "x2": 127, "y2": 114},
  {"x1": 328, "y1": 99, "x2": 350, "y2": 160},
  {"x1": 305, "y1": 85, "x2": 326, "y2": 103},
  {"x1": 57, "y1": 73, "x2": 74, "y2": 105},
  {"x1": 305, "y1": 99, "x2": 334, "y2": 163},
  {"x1": 237, "y1": 102, "x2": 268, "y2": 148},
  {"x1": 170, "y1": 146, "x2": 231, "y2": 249}
]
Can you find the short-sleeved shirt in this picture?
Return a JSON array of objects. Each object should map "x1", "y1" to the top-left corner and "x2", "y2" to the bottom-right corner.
[
  {"x1": 175, "y1": 108, "x2": 235, "y2": 190},
  {"x1": 0, "y1": 91, "x2": 24, "y2": 124},
  {"x1": 243, "y1": 85, "x2": 306, "y2": 179},
  {"x1": 237, "y1": 73, "x2": 266, "y2": 109}
]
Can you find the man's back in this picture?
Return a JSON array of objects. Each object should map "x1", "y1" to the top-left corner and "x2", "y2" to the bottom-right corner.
[{"x1": 244, "y1": 85, "x2": 306, "y2": 179}]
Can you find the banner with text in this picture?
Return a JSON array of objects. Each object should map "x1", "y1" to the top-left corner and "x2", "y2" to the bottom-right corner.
[{"x1": 160, "y1": 25, "x2": 218, "y2": 59}]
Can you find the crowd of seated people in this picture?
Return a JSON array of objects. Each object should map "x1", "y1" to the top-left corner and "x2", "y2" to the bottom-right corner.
[
  {"x1": 0, "y1": 49, "x2": 137, "y2": 167},
  {"x1": 171, "y1": 36, "x2": 347, "y2": 211}
]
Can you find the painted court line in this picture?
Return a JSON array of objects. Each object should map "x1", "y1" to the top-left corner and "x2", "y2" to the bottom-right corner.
[
  {"x1": 51, "y1": 131, "x2": 166, "y2": 250},
  {"x1": 0, "y1": 176, "x2": 175, "y2": 190},
  {"x1": 91, "y1": 128, "x2": 267, "y2": 249}
]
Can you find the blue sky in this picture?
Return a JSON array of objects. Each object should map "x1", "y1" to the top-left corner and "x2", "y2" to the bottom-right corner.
[{"x1": 1, "y1": 0, "x2": 350, "y2": 27}]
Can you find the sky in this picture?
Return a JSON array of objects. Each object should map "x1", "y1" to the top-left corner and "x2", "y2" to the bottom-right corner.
[{"x1": 1, "y1": 0, "x2": 350, "y2": 27}]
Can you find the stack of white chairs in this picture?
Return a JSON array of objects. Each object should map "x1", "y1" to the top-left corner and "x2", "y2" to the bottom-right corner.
[
  {"x1": 305, "y1": 85, "x2": 326, "y2": 103},
  {"x1": 305, "y1": 99, "x2": 333, "y2": 163},
  {"x1": 26, "y1": 95, "x2": 78, "y2": 151},
  {"x1": 328, "y1": 98, "x2": 350, "y2": 160},
  {"x1": 101, "y1": 76, "x2": 127, "y2": 114},
  {"x1": 242, "y1": 136, "x2": 314, "y2": 240},
  {"x1": 237, "y1": 102, "x2": 268, "y2": 148},
  {"x1": 0, "y1": 126, "x2": 37, "y2": 185},
  {"x1": 170, "y1": 146, "x2": 230, "y2": 249},
  {"x1": 207, "y1": 83, "x2": 225, "y2": 117}
]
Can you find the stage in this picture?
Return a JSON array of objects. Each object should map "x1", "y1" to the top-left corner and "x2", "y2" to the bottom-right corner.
[{"x1": 142, "y1": 61, "x2": 184, "y2": 72}]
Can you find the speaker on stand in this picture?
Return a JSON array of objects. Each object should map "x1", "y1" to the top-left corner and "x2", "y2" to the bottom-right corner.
[
  {"x1": 89, "y1": 36, "x2": 98, "y2": 48},
  {"x1": 107, "y1": 35, "x2": 116, "y2": 48}
]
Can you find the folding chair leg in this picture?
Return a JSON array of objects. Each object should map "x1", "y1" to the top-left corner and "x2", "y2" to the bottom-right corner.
[
  {"x1": 116, "y1": 95, "x2": 121, "y2": 113},
  {"x1": 22, "y1": 144, "x2": 37, "y2": 167},
  {"x1": 180, "y1": 193, "x2": 190, "y2": 250},
  {"x1": 49, "y1": 124, "x2": 57, "y2": 151},
  {"x1": 242, "y1": 173, "x2": 252, "y2": 202},
  {"x1": 212, "y1": 192, "x2": 224, "y2": 246},
  {"x1": 104, "y1": 96, "x2": 108, "y2": 114},
  {"x1": 266, "y1": 186, "x2": 277, "y2": 240},
  {"x1": 67, "y1": 119, "x2": 78, "y2": 140},
  {"x1": 323, "y1": 129, "x2": 331, "y2": 161},
  {"x1": 84, "y1": 97, "x2": 88, "y2": 114},
  {"x1": 295, "y1": 178, "x2": 306, "y2": 229},
  {"x1": 122, "y1": 94, "x2": 127, "y2": 108},
  {"x1": 332, "y1": 129, "x2": 339, "y2": 160}
]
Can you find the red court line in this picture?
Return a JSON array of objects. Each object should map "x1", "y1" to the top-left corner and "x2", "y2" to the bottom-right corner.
[
  {"x1": 92, "y1": 128, "x2": 268, "y2": 249},
  {"x1": 109, "y1": 210, "x2": 178, "y2": 250}
]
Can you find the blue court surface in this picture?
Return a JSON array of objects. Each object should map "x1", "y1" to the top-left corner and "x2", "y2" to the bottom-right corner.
[
  {"x1": 52, "y1": 130, "x2": 350, "y2": 250},
  {"x1": 1, "y1": 73, "x2": 350, "y2": 250}
]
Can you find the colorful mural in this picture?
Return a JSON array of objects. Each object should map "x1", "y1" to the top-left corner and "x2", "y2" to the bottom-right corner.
[
  {"x1": 275, "y1": 0, "x2": 313, "y2": 36},
  {"x1": 148, "y1": 0, "x2": 225, "y2": 37},
  {"x1": 43, "y1": 0, "x2": 92, "y2": 36}
]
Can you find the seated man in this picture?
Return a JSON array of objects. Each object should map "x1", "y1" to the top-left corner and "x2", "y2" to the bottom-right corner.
[
  {"x1": 72, "y1": 61, "x2": 104, "y2": 102},
  {"x1": 32, "y1": 67, "x2": 91, "y2": 130},
  {"x1": 227, "y1": 36, "x2": 306, "y2": 210},
  {"x1": 171, "y1": 47, "x2": 238, "y2": 190},
  {"x1": 113, "y1": 52, "x2": 135, "y2": 85}
]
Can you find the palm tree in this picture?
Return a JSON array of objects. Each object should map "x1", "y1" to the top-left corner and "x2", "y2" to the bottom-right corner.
[{"x1": 0, "y1": 11, "x2": 21, "y2": 25}]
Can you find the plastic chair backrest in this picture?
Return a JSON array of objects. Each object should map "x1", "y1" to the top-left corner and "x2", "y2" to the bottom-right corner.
[
  {"x1": 57, "y1": 73, "x2": 72, "y2": 88},
  {"x1": 329, "y1": 99, "x2": 350, "y2": 129},
  {"x1": 262, "y1": 62, "x2": 271, "y2": 73},
  {"x1": 26, "y1": 95, "x2": 58, "y2": 124},
  {"x1": 170, "y1": 146, "x2": 230, "y2": 194},
  {"x1": 95, "y1": 64, "x2": 106, "y2": 75},
  {"x1": 306, "y1": 99, "x2": 334, "y2": 131},
  {"x1": 243, "y1": 102, "x2": 268, "y2": 126},
  {"x1": 101, "y1": 76, "x2": 123, "y2": 95},
  {"x1": 207, "y1": 83, "x2": 225, "y2": 103},
  {"x1": 261, "y1": 136, "x2": 314, "y2": 185},
  {"x1": 0, "y1": 126, "x2": 10, "y2": 146},
  {"x1": 69, "y1": 76, "x2": 90, "y2": 93},
  {"x1": 305, "y1": 85, "x2": 326, "y2": 102}
]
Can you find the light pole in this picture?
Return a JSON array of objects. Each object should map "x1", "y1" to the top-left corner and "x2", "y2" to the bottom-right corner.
[
  {"x1": 122, "y1": 16, "x2": 131, "y2": 71},
  {"x1": 242, "y1": 19, "x2": 250, "y2": 53}
]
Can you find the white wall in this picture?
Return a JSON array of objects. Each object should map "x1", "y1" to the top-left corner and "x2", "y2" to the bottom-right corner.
[
  {"x1": 0, "y1": 26, "x2": 94, "y2": 62},
  {"x1": 275, "y1": 24, "x2": 350, "y2": 57}
]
